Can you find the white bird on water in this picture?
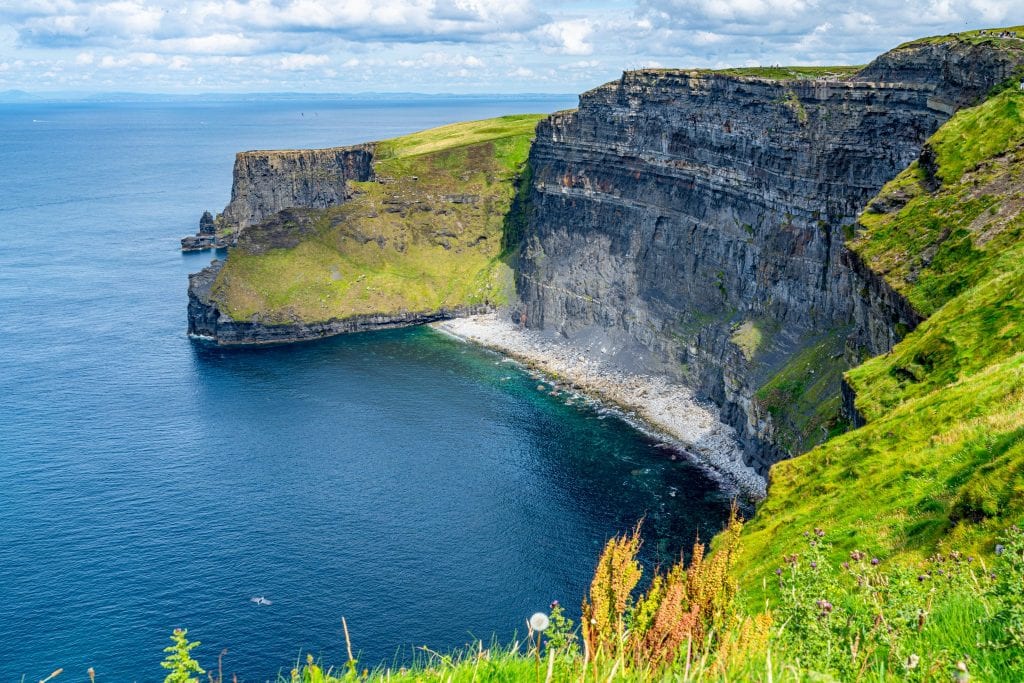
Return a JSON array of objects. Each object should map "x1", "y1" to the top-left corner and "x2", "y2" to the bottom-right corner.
[{"x1": 251, "y1": 596, "x2": 272, "y2": 606}]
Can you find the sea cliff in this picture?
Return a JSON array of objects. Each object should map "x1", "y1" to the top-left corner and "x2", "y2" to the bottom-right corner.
[
  {"x1": 515, "y1": 36, "x2": 1024, "y2": 472},
  {"x1": 187, "y1": 32, "x2": 1024, "y2": 481}
]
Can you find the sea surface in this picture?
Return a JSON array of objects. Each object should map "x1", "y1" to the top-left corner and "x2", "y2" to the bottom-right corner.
[{"x1": 0, "y1": 96, "x2": 733, "y2": 681}]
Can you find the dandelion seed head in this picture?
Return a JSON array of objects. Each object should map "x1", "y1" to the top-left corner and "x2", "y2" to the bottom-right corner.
[{"x1": 529, "y1": 612, "x2": 550, "y2": 632}]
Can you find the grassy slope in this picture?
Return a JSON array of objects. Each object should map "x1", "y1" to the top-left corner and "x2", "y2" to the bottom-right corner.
[
  {"x1": 211, "y1": 115, "x2": 542, "y2": 323},
  {"x1": 736, "y1": 85, "x2": 1024, "y2": 594}
]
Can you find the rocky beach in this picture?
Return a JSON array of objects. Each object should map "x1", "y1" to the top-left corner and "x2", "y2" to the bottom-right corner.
[{"x1": 433, "y1": 312, "x2": 767, "y2": 499}]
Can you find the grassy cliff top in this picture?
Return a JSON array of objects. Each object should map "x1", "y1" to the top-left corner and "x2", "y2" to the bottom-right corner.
[
  {"x1": 626, "y1": 64, "x2": 862, "y2": 83},
  {"x1": 897, "y1": 24, "x2": 1024, "y2": 49},
  {"x1": 736, "y1": 81, "x2": 1024, "y2": 599},
  {"x1": 374, "y1": 114, "x2": 542, "y2": 161},
  {"x1": 209, "y1": 115, "x2": 541, "y2": 323}
]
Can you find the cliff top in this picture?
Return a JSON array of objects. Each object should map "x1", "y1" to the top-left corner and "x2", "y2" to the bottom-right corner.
[
  {"x1": 896, "y1": 24, "x2": 1024, "y2": 49},
  {"x1": 374, "y1": 113, "x2": 544, "y2": 161},
  {"x1": 606, "y1": 24, "x2": 1024, "y2": 89},
  {"x1": 234, "y1": 114, "x2": 544, "y2": 161}
]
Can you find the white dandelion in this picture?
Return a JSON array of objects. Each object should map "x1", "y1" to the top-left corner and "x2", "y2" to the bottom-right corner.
[{"x1": 529, "y1": 612, "x2": 550, "y2": 632}]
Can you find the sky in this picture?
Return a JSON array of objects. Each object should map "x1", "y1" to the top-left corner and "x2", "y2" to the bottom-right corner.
[{"x1": 0, "y1": 0, "x2": 1020, "y2": 94}]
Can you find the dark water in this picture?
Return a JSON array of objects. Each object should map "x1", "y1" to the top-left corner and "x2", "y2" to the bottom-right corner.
[{"x1": 0, "y1": 97, "x2": 733, "y2": 681}]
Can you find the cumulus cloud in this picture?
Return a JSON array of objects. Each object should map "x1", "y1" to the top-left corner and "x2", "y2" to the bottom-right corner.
[
  {"x1": 633, "y1": 0, "x2": 1022, "y2": 65},
  {"x1": 0, "y1": 0, "x2": 1020, "y2": 93},
  {"x1": 538, "y1": 19, "x2": 594, "y2": 55}
]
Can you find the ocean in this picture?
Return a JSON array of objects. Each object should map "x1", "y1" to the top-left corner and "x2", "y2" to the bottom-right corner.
[{"x1": 0, "y1": 96, "x2": 733, "y2": 681}]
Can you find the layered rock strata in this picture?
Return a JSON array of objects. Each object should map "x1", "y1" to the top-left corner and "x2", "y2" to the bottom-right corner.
[
  {"x1": 515, "y1": 39, "x2": 1024, "y2": 472},
  {"x1": 222, "y1": 144, "x2": 375, "y2": 233}
]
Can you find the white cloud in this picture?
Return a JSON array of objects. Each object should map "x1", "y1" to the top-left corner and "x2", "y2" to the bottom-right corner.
[
  {"x1": 539, "y1": 19, "x2": 593, "y2": 55},
  {"x1": 158, "y1": 33, "x2": 261, "y2": 55},
  {"x1": 0, "y1": 0, "x2": 1021, "y2": 93},
  {"x1": 278, "y1": 53, "x2": 330, "y2": 70}
]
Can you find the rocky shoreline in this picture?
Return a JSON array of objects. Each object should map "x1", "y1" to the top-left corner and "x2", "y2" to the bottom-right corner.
[
  {"x1": 432, "y1": 313, "x2": 767, "y2": 500},
  {"x1": 187, "y1": 260, "x2": 493, "y2": 345}
]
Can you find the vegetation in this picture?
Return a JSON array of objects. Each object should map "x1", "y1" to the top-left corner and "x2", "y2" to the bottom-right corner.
[
  {"x1": 709, "y1": 65, "x2": 862, "y2": 81},
  {"x1": 753, "y1": 328, "x2": 853, "y2": 455},
  {"x1": 737, "y1": 80, "x2": 1024, "y2": 597},
  {"x1": 897, "y1": 25, "x2": 1024, "y2": 49},
  {"x1": 211, "y1": 116, "x2": 542, "y2": 323},
  {"x1": 78, "y1": 518, "x2": 1017, "y2": 682}
]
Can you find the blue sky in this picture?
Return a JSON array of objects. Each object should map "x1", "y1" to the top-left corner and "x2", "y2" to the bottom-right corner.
[{"x1": 0, "y1": 1, "x2": 1019, "y2": 94}]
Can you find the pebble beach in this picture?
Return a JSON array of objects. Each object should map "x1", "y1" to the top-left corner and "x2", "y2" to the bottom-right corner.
[{"x1": 433, "y1": 313, "x2": 767, "y2": 499}]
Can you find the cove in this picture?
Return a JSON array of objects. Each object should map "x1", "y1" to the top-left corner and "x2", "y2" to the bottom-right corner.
[{"x1": 0, "y1": 98, "x2": 733, "y2": 681}]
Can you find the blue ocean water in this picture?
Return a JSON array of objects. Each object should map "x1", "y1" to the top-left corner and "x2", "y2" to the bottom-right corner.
[{"x1": 0, "y1": 97, "x2": 733, "y2": 681}]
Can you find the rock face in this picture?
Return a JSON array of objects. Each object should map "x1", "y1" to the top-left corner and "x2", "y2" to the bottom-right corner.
[
  {"x1": 188, "y1": 260, "x2": 492, "y2": 345},
  {"x1": 515, "y1": 38, "x2": 1024, "y2": 472},
  {"x1": 220, "y1": 144, "x2": 375, "y2": 233}
]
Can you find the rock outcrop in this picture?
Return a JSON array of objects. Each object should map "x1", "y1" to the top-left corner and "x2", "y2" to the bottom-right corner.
[
  {"x1": 221, "y1": 144, "x2": 375, "y2": 234},
  {"x1": 514, "y1": 37, "x2": 1024, "y2": 472},
  {"x1": 181, "y1": 210, "x2": 223, "y2": 251}
]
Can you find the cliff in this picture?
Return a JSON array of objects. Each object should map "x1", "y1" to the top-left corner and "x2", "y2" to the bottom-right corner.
[
  {"x1": 220, "y1": 144, "x2": 375, "y2": 235},
  {"x1": 187, "y1": 116, "x2": 542, "y2": 344},
  {"x1": 515, "y1": 35, "x2": 1024, "y2": 472}
]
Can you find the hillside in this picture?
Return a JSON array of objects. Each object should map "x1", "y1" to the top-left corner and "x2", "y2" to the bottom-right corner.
[{"x1": 736, "y1": 81, "x2": 1024, "y2": 583}]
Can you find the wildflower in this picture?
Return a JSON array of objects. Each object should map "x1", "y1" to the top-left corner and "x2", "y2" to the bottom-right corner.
[
  {"x1": 995, "y1": 544, "x2": 1005, "y2": 556},
  {"x1": 530, "y1": 612, "x2": 550, "y2": 632},
  {"x1": 775, "y1": 567, "x2": 782, "y2": 575},
  {"x1": 550, "y1": 599, "x2": 559, "y2": 609},
  {"x1": 841, "y1": 562, "x2": 850, "y2": 570},
  {"x1": 810, "y1": 561, "x2": 817, "y2": 569},
  {"x1": 850, "y1": 550, "x2": 865, "y2": 561},
  {"x1": 814, "y1": 527, "x2": 825, "y2": 537},
  {"x1": 905, "y1": 653, "x2": 920, "y2": 670},
  {"x1": 918, "y1": 574, "x2": 928, "y2": 582},
  {"x1": 968, "y1": 556, "x2": 975, "y2": 563},
  {"x1": 871, "y1": 557, "x2": 880, "y2": 565}
]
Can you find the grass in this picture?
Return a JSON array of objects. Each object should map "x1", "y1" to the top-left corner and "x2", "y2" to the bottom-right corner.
[
  {"x1": 730, "y1": 320, "x2": 764, "y2": 361},
  {"x1": 736, "y1": 77, "x2": 1024, "y2": 605},
  {"x1": 211, "y1": 116, "x2": 542, "y2": 323},
  {"x1": 711, "y1": 65, "x2": 862, "y2": 81},
  {"x1": 897, "y1": 25, "x2": 1024, "y2": 48}
]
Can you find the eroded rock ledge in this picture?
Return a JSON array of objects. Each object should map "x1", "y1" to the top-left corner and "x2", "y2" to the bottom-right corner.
[{"x1": 188, "y1": 260, "x2": 492, "y2": 345}]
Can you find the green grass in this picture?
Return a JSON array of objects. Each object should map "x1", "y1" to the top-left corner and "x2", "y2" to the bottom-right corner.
[
  {"x1": 211, "y1": 116, "x2": 541, "y2": 323},
  {"x1": 730, "y1": 320, "x2": 764, "y2": 361},
  {"x1": 897, "y1": 24, "x2": 1024, "y2": 48},
  {"x1": 711, "y1": 65, "x2": 862, "y2": 80},
  {"x1": 374, "y1": 115, "x2": 543, "y2": 167},
  {"x1": 736, "y1": 78, "x2": 1024, "y2": 604}
]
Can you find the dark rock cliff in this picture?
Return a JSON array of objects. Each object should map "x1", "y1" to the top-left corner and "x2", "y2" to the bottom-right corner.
[
  {"x1": 220, "y1": 144, "x2": 375, "y2": 233},
  {"x1": 515, "y1": 38, "x2": 1024, "y2": 473}
]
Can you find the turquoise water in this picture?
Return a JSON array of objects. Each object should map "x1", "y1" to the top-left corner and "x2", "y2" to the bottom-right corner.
[{"x1": 0, "y1": 97, "x2": 733, "y2": 681}]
